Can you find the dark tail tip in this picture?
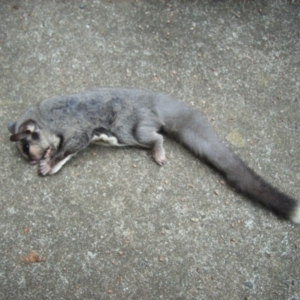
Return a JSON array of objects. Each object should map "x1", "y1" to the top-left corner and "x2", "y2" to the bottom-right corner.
[{"x1": 227, "y1": 165, "x2": 300, "y2": 223}]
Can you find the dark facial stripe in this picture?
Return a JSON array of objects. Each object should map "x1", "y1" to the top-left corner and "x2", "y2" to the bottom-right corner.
[{"x1": 31, "y1": 132, "x2": 40, "y2": 141}]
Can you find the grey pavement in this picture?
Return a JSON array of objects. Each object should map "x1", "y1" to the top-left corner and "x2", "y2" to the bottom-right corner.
[{"x1": 1, "y1": 0, "x2": 300, "y2": 299}]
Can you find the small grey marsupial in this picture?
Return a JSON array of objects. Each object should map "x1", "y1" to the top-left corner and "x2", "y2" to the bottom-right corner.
[{"x1": 7, "y1": 88, "x2": 300, "y2": 223}]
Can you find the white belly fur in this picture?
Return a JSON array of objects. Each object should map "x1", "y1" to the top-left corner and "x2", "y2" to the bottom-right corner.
[{"x1": 91, "y1": 134, "x2": 125, "y2": 147}]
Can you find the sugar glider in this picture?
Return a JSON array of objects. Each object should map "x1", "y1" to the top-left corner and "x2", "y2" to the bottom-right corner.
[{"x1": 7, "y1": 88, "x2": 300, "y2": 223}]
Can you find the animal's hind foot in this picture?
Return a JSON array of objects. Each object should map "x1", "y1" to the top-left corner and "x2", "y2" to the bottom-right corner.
[{"x1": 153, "y1": 147, "x2": 166, "y2": 165}]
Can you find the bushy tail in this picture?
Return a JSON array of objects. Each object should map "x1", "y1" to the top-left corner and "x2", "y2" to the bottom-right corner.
[{"x1": 159, "y1": 98, "x2": 300, "y2": 223}]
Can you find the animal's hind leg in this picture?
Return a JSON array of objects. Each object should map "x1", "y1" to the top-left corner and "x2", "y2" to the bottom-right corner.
[
  {"x1": 135, "y1": 125, "x2": 166, "y2": 165},
  {"x1": 151, "y1": 132, "x2": 166, "y2": 165}
]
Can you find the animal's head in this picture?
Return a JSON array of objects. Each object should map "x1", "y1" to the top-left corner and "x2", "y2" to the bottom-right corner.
[{"x1": 8, "y1": 120, "x2": 61, "y2": 164}]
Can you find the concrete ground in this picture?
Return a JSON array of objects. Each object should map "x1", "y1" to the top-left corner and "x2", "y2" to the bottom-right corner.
[{"x1": 1, "y1": 0, "x2": 300, "y2": 299}]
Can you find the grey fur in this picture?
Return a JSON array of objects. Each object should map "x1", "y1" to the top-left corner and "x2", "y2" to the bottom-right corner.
[{"x1": 7, "y1": 88, "x2": 300, "y2": 223}]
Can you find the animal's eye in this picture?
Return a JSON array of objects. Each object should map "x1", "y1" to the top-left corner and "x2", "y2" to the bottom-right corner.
[{"x1": 22, "y1": 142, "x2": 30, "y2": 156}]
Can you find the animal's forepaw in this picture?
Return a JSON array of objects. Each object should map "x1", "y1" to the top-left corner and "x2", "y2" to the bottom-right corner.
[
  {"x1": 43, "y1": 147, "x2": 52, "y2": 159},
  {"x1": 38, "y1": 159, "x2": 52, "y2": 176}
]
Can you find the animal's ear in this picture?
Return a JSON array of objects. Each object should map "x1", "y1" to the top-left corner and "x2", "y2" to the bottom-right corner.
[
  {"x1": 9, "y1": 120, "x2": 38, "y2": 142},
  {"x1": 7, "y1": 122, "x2": 17, "y2": 134},
  {"x1": 10, "y1": 130, "x2": 31, "y2": 142}
]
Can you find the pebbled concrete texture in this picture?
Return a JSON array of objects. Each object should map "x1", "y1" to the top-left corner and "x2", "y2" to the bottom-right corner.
[{"x1": 0, "y1": 0, "x2": 300, "y2": 299}]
